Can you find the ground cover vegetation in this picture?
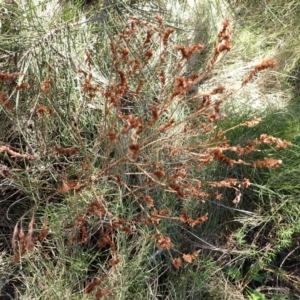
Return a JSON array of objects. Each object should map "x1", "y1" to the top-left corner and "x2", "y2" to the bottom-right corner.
[{"x1": 0, "y1": 0, "x2": 299, "y2": 299}]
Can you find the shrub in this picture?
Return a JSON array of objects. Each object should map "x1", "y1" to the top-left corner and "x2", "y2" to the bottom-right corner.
[{"x1": 0, "y1": 13, "x2": 291, "y2": 299}]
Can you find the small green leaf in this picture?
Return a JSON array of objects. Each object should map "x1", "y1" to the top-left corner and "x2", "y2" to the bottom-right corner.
[{"x1": 246, "y1": 287, "x2": 266, "y2": 300}]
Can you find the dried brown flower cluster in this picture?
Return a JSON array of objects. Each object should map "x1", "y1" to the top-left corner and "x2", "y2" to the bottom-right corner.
[
  {"x1": 11, "y1": 217, "x2": 49, "y2": 264},
  {"x1": 242, "y1": 59, "x2": 277, "y2": 87}
]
